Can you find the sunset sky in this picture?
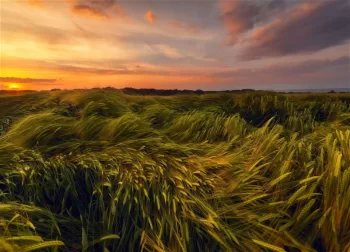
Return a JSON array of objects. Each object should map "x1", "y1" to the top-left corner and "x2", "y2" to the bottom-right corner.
[{"x1": 0, "y1": 0, "x2": 349, "y2": 90}]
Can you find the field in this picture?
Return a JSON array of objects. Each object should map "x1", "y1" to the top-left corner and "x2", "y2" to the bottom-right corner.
[{"x1": 0, "y1": 89, "x2": 349, "y2": 252}]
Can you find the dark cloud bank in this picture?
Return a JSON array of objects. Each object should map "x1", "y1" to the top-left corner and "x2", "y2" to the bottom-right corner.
[{"x1": 221, "y1": 0, "x2": 350, "y2": 60}]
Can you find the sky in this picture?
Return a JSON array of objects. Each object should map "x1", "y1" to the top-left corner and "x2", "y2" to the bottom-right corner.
[{"x1": 0, "y1": 0, "x2": 349, "y2": 91}]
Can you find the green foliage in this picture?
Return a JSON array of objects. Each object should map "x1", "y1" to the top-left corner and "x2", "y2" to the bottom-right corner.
[{"x1": 0, "y1": 90, "x2": 349, "y2": 251}]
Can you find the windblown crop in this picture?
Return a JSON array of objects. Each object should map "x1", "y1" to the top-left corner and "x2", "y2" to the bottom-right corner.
[{"x1": 0, "y1": 90, "x2": 349, "y2": 251}]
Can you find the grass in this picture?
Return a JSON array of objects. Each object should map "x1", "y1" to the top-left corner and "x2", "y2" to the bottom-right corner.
[{"x1": 0, "y1": 89, "x2": 349, "y2": 251}]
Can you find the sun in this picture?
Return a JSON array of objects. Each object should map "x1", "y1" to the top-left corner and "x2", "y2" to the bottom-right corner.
[{"x1": 8, "y1": 84, "x2": 21, "y2": 90}]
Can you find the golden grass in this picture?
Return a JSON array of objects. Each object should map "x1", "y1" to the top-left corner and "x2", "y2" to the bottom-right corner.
[{"x1": 0, "y1": 90, "x2": 349, "y2": 251}]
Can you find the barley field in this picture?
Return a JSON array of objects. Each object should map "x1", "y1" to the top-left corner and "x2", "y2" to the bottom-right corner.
[{"x1": 0, "y1": 89, "x2": 349, "y2": 252}]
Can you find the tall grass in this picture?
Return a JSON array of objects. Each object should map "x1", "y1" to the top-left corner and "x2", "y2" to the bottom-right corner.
[{"x1": 0, "y1": 90, "x2": 349, "y2": 251}]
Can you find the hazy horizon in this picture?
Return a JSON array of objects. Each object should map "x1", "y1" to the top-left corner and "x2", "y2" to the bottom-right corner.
[{"x1": 1, "y1": 0, "x2": 349, "y2": 90}]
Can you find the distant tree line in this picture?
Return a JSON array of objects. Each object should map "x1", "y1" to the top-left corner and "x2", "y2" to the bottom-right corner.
[
  {"x1": 1, "y1": 87, "x2": 345, "y2": 96},
  {"x1": 120, "y1": 87, "x2": 258, "y2": 96}
]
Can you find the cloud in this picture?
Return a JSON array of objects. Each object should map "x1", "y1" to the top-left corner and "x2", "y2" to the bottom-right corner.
[
  {"x1": 241, "y1": 0, "x2": 350, "y2": 59},
  {"x1": 271, "y1": 56, "x2": 350, "y2": 76},
  {"x1": 209, "y1": 55, "x2": 350, "y2": 89},
  {"x1": 1, "y1": 19, "x2": 85, "y2": 47},
  {"x1": 71, "y1": 4, "x2": 108, "y2": 20},
  {"x1": 220, "y1": 0, "x2": 260, "y2": 44},
  {"x1": 70, "y1": 0, "x2": 130, "y2": 21},
  {"x1": 155, "y1": 44, "x2": 182, "y2": 59},
  {"x1": 266, "y1": 0, "x2": 286, "y2": 10},
  {"x1": 168, "y1": 22, "x2": 201, "y2": 34},
  {"x1": 1, "y1": 56, "x2": 203, "y2": 78},
  {"x1": 69, "y1": 0, "x2": 118, "y2": 8},
  {"x1": 144, "y1": 10, "x2": 156, "y2": 24},
  {"x1": 53, "y1": 63, "x2": 194, "y2": 76},
  {"x1": 213, "y1": 56, "x2": 350, "y2": 79},
  {"x1": 18, "y1": 0, "x2": 44, "y2": 8},
  {"x1": 0, "y1": 77, "x2": 57, "y2": 84},
  {"x1": 56, "y1": 65, "x2": 131, "y2": 75},
  {"x1": 220, "y1": 0, "x2": 350, "y2": 59},
  {"x1": 220, "y1": 0, "x2": 290, "y2": 45}
]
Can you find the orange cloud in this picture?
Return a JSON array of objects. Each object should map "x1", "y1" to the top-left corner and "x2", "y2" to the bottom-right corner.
[
  {"x1": 144, "y1": 10, "x2": 156, "y2": 24},
  {"x1": 71, "y1": 5, "x2": 108, "y2": 20},
  {"x1": 0, "y1": 77, "x2": 57, "y2": 84},
  {"x1": 19, "y1": 0, "x2": 44, "y2": 8},
  {"x1": 293, "y1": 2, "x2": 319, "y2": 18},
  {"x1": 168, "y1": 22, "x2": 200, "y2": 34},
  {"x1": 110, "y1": 5, "x2": 132, "y2": 22},
  {"x1": 220, "y1": 0, "x2": 260, "y2": 42}
]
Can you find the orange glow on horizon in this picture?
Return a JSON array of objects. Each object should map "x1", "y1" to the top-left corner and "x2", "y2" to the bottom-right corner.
[{"x1": 8, "y1": 84, "x2": 21, "y2": 90}]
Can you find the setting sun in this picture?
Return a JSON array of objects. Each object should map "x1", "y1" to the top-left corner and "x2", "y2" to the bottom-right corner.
[{"x1": 8, "y1": 84, "x2": 20, "y2": 89}]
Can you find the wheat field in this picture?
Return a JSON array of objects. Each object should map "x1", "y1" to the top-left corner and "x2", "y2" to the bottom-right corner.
[{"x1": 0, "y1": 89, "x2": 349, "y2": 251}]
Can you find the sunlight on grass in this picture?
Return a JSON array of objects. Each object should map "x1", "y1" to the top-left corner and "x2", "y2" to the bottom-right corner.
[{"x1": 0, "y1": 90, "x2": 349, "y2": 251}]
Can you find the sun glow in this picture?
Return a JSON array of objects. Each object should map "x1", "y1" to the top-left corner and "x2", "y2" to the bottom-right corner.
[{"x1": 8, "y1": 84, "x2": 21, "y2": 89}]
